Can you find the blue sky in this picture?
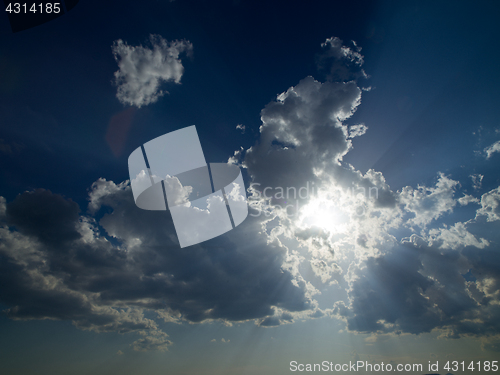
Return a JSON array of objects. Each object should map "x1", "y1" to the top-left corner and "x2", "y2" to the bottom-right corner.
[{"x1": 1, "y1": 0, "x2": 500, "y2": 374}]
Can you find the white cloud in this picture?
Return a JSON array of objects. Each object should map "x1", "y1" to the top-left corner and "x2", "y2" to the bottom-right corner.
[
  {"x1": 484, "y1": 140, "x2": 500, "y2": 159},
  {"x1": 399, "y1": 173, "x2": 459, "y2": 228},
  {"x1": 243, "y1": 75, "x2": 361, "y2": 195},
  {"x1": 458, "y1": 194, "x2": 479, "y2": 206},
  {"x1": 427, "y1": 222, "x2": 489, "y2": 250},
  {"x1": 476, "y1": 186, "x2": 500, "y2": 222},
  {"x1": 470, "y1": 174, "x2": 484, "y2": 190},
  {"x1": 112, "y1": 35, "x2": 193, "y2": 108},
  {"x1": 348, "y1": 124, "x2": 368, "y2": 138}
]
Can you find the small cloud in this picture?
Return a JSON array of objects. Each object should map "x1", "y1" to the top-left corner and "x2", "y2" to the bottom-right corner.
[
  {"x1": 117, "y1": 350, "x2": 124, "y2": 356},
  {"x1": 228, "y1": 146, "x2": 244, "y2": 165},
  {"x1": 348, "y1": 124, "x2": 367, "y2": 138},
  {"x1": 484, "y1": 140, "x2": 500, "y2": 159},
  {"x1": 211, "y1": 338, "x2": 230, "y2": 343},
  {"x1": 236, "y1": 124, "x2": 246, "y2": 134},
  {"x1": 317, "y1": 37, "x2": 368, "y2": 82},
  {"x1": 112, "y1": 35, "x2": 193, "y2": 108},
  {"x1": 470, "y1": 174, "x2": 484, "y2": 190},
  {"x1": 458, "y1": 194, "x2": 479, "y2": 206},
  {"x1": 131, "y1": 331, "x2": 172, "y2": 352}
]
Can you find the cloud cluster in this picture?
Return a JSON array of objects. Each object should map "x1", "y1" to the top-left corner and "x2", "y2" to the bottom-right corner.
[
  {"x1": 112, "y1": 35, "x2": 193, "y2": 107},
  {"x1": 235, "y1": 37, "x2": 500, "y2": 347},
  {"x1": 335, "y1": 213, "x2": 500, "y2": 341},
  {"x1": 1, "y1": 36, "x2": 499, "y2": 352},
  {"x1": 0, "y1": 181, "x2": 310, "y2": 349}
]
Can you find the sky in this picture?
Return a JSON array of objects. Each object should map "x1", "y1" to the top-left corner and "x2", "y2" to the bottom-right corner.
[{"x1": 1, "y1": 0, "x2": 500, "y2": 374}]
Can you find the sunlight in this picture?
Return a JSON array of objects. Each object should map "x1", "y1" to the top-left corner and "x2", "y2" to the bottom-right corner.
[{"x1": 298, "y1": 196, "x2": 348, "y2": 234}]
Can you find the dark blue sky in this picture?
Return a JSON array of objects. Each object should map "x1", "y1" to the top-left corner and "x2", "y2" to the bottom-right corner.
[{"x1": 1, "y1": 1, "x2": 499, "y2": 200}]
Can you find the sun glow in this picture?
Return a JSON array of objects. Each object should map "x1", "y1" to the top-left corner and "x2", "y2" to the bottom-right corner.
[{"x1": 298, "y1": 197, "x2": 349, "y2": 233}]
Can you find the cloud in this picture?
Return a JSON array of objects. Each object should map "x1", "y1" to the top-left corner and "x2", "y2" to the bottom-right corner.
[
  {"x1": 458, "y1": 194, "x2": 479, "y2": 206},
  {"x1": 348, "y1": 124, "x2": 368, "y2": 138},
  {"x1": 112, "y1": 35, "x2": 193, "y2": 108},
  {"x1": 243, "y1": 75, "x2": 361, "y2": 197},
  {"x1": 236, "y1": 36, "x2": 500, "y2": 346},
  {"x1": 6, "y1": 189, "x2": 82, "y2": 246},
  {"x1": 476, "y1": 186, "x2": 500, "y2": 222},
  {"x1": 236, "y1": 124, "x2": 245, "y2": 133},
  {"x1": 399, "y1": 173, "x2": 459, "y2": 228},
  {"x1": 241, "y1": 37, "x2": 396, "y2": 221},
  {"x1": 484, "y1": 140, "x2": 500, "y2": 159},
  {"x1": 2, "y1": 35, "x2": 499, "y2": 352},
  {"x1": 470, "y1": 174, "x2": 483, "y2": 190},
  {"x1": 333, "y1": 182, "x2": 500, "y2": 341},
  {"x1": 0, "y1": 182, "x2": 311, "y2": 349},
  {"x1": 131, "y1": 331, "x2": 172, "y2": 352},
  {"x1": 336, "y1": 234, "x2": 495, "y2": 337},
  {"x1": 316, "y1": 37, "x2": 367, "y2": 82},
  {"x1": 427, "y1": 222, "x2": 489, "y2": 250},
  {"x1": 210, "y1": 338, "x2": 230, "y2": 343}
]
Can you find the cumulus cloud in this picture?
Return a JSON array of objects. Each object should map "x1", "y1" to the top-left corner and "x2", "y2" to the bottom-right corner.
[
  {"x1": 243, "y1": 75, "x2": 361, "y2": 197},
  {"x1": 236, "y1": 36, "x2": 500, "y2": 347},
  {"x1": 112, "y1": 35, "x2": 193, "y2": 107}
]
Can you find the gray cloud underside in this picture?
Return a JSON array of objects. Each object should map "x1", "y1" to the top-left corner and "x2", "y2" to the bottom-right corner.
[{"x1": 0, "y1": 181, "x2": 310, "y2": 349}]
